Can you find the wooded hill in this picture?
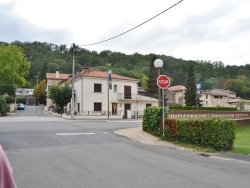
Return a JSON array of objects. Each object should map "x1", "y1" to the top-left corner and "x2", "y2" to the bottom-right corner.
[{"x1": 1, "y1": 41, "x2": 250, "y2": 99}]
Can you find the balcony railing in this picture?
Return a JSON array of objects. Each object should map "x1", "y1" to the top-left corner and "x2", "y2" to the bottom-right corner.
[{"x1": 117, "y1": 93, "x2": 157, "y2": 101}]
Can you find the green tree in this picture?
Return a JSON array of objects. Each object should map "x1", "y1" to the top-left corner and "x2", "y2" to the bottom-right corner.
[
  {"x1": 146, "y1": 55, "x2": 158, "y2": 98},
  {"x1": 224, "y1": 76, "x2": 250, "y2": 99},
  {"x1": 33, "y1": 80, "x2": 47, "y2": 105},
  {"x1": 48, "y1": 84, "x2": 71, "y2": 116},
  {"x1": 0, "y1": 45, "x2": 30, "y2": 87},
  {"x1": 185, "y1": 64, "x2": 198, "y2": 106}
]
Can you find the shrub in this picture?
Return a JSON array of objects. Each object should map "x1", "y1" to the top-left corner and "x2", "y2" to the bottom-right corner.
[
  {"x1": 16, "y1": 98, "x2": 26, "y2": 104},
  {"x1": 142, "y1": 106, "x2": 161, "y2": 136},
  {"x1": 170, "y1": 106, "x2": 237, "y2": 111},
  {"x1": 0, "y1": 84, "x2": 16, "y2": 97},
  {"x1": 175, "y1": 117, "x2": 236, "y2": 150},
  {"x1": 0, "y1": 96, "x2": 7, "y2": 116}
]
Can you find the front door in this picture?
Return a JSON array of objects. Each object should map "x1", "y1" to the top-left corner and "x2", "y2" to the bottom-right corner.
[
  {"x1": 112, "y1": 103, "x2": 117, "y2": 115},
  {"x1": 124, "y1": 103, "x2": 131, "y2": 118}
]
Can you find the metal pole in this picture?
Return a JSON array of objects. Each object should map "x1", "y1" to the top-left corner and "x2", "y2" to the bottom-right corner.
[
  {"x1": 158, "y1": 68, "x2": 161, "y2": 106},
  {"x1": 107, "y1": 71, "x2": 109, "y2": 119},
  {"x1": 71, "y1": 43, "x2": 75, "y2": 119},
  {"x1": 162, "y1": 89, "x2": 165, "y2": 137}
]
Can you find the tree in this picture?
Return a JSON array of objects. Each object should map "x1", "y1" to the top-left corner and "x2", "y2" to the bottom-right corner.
[
  {"x1": 33, "y1": 80, "x2": 47, "y2": 105},
  {"x1": 146, "y1": 55, "x2": 158, "y2": 98},
  {"x1": 224, "y1": 76, "x2": 250, "y2": 99},
  {"x1": 0, "y1": 45, "x2": 30, "y2": 87},
  {"x1": 185, "y1": 64, "x2": 199, "y2": 107},
  {"x1": 48, "y1": 84, "x2": 71, "y2": 116}
]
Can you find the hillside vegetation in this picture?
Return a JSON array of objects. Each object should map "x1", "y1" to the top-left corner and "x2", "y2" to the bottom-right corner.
[{"x1": 1, "y1": 41, "x2": 250, "y2": 99}]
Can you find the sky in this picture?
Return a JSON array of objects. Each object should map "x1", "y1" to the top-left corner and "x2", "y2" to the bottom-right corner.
[{"x1": 0, "y1": 0, "x2": 250, "y2": 66}]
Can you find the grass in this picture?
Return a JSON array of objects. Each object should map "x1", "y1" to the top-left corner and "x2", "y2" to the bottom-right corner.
[{"x1": 233, "y1": 126, "x2": 250, "y2": 155}]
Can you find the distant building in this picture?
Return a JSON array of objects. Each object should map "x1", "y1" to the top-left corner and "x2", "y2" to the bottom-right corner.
[
  {"x1": 16, "y1": 88, "x2": 34, "y2": 96},
  {"x1": 46, "y1": 71, "x2": 70, "y2": 110},
  {"x1": 166, "y1": 85, "x2": 237, "y2": 108}
]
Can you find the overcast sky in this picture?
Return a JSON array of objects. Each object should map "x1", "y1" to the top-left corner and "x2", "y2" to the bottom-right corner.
[{"x1": 1, "y1": 0, "x2": 250, "y2": 66}]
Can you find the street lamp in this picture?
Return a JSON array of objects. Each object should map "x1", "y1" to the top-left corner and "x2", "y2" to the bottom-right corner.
[
  {"x1": 71, "y1": 43, "x2": 76, "y2": 119},
  {"x1": 154, "y1": 59, "x2": 163, "y2": 106}
]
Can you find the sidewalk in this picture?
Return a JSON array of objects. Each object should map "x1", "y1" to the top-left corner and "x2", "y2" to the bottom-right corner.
[{"x1": 115, "y1": 127, "x2": 250, "y2": 163}]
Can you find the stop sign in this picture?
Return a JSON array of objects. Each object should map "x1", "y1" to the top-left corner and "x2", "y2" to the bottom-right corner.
[{"x1": 157, "y1": 75, "x2": 170, "y2": 89}]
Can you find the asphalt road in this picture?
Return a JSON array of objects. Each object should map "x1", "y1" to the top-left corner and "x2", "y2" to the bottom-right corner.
[{"x1": 1, "y1": 106, "x2": 250, "y2": 188}]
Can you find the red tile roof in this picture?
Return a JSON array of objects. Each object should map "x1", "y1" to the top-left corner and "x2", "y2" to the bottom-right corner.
[
  {"x1": 46, "y1": 72, "x2": 69, "y2": 80},
  {"x1": 168, "y1": 85, "x2": 186, "y2": 92},
  {"x1": 78, "y1": 69, "x2": 139, "y2": 82}
]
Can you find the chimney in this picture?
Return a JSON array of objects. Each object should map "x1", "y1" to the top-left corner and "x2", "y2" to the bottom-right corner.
[
  {"x1": 83, "y1": 68, "x2": 90, "y2": 74},
  {"x1": 56, "y1": 71, "x2": 59, "y2": 78}
]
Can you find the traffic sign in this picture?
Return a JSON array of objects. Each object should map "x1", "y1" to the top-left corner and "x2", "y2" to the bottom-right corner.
[{"x1": 157, "y1": 75, "x2": 170, "y2": 89}]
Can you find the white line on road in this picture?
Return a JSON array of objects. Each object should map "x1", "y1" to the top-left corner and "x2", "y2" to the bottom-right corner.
[{"x1": 56, "y1": 133, "x2": 96, "y2": 136}]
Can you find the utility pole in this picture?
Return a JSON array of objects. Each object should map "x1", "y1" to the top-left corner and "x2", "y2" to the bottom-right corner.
[{"x1": 71, "y1": 43, "x2": 75, "y2": 119}]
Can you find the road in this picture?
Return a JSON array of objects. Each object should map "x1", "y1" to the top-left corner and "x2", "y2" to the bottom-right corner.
[{"x1": 0, "y1": 106, "x2": 250, "y2": 188}]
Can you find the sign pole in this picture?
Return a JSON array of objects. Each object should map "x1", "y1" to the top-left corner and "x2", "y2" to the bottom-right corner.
[{"x1": 162, "y1": 89, "x2": 165, "y2": 137}]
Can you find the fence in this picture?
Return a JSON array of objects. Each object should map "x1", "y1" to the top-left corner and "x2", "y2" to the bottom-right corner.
[{"x1": 168, "y1": 110, "x2": 250, "y2": 127}]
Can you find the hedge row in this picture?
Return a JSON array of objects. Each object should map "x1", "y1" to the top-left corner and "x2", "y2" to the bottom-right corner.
[
  {"x1": 0, "y1": 96, "x2": 8, "y2": 116},
  {"x1": 143, "y1": 106, "x2": 236, "y2": 151},
  {"x1": 169, "y1": 106, "x2": 237, "y2": 111}
]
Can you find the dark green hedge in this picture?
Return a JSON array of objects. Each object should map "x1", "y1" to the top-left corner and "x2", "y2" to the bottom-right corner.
[
  {"x1": 0, "y1": 96, "x2": 7, "y2": 116},
  {"x1": 16, "y1": 98, "x2": 26, "y2": 104},
  {"x1": 0, "y1": 84, "x2": 16, "y2": 97},
  {"x1": 143, "y1": 106, "x2": 236, "y2": 151},
  {"x1": 142, "y1": 106, "x2": 161, "y2": 136},
  {"x1": 169, "y1": 106, "x2": 237, "y2": 111}
]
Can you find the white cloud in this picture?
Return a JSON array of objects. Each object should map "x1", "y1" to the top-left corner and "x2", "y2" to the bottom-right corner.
[{"x1": 0, "y1": 0, "x2": 249, "y2": 66}]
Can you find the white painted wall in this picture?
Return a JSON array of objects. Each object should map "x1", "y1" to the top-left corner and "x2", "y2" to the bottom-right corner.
[{"x1": 73, "y1": 76, "x2": 158, "y2": 117}]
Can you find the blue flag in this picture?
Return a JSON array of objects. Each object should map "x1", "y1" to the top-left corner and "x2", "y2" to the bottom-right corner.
[{"x1": 108, "y1": 70, "x2": 112, "y2": 89}]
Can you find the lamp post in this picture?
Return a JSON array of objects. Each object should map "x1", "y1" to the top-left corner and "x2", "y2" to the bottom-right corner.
[
  {"x1": 154, "y1": 59, "x2": 163, "y2": 106},
  {"x1": 71, "y1": 43, "x2": 76, "y2": 119}
]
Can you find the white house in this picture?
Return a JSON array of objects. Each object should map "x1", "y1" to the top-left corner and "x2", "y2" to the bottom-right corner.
[
  {"x1": 200, "y1": 89, "x2": 236, "y2": 107},
  {"x1": 68, "y1": 68, "x2": 158, "y2": 118},
  {"x1": 167, "y1": 85, "x2": 237, "y2": 108}
]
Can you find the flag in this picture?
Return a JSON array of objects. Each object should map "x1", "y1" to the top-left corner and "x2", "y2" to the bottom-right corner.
[{"x1": 108, "y1": 70, "x2": 112, "y2": 89}]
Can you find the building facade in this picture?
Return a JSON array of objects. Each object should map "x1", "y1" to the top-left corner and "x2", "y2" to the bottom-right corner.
[
  {"x1": 68, "y1": 68, "x2": 158, "y2": 118},
  {"x1": 167, "y1": 85, "x2": 237, "y2": 108}
]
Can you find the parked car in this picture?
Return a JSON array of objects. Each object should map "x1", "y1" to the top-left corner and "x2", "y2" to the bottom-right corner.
[{"x1": 17, "y1": 103, "x2": 25, "y2": 110}]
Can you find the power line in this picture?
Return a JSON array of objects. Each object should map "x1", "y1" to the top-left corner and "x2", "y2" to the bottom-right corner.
[{"x1": 78, "y1": 0, "x2": 184, "y2": 47}]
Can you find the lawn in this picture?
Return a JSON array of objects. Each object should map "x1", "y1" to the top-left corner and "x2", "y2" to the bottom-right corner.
[{"x1": 233, "y1": 126, "x2": 250, "y2": 155}]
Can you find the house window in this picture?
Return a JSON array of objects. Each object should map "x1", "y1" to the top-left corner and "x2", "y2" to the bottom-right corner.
[
  {"x1": 206, "y1": 94, "x2": 208, "y2": 99},
  {"x1": 94, "y1": 102, "x2": 102, "y2": 111},
  {"x1": 214, "y1": 96, "x2": 223, "y2": 99},
  {"x1": 146, "y1": 104, "x2": 151, "y2": 108},
  {"x1": 94, "y1": 83, "x2": 102, "y2": 92},
  {"x1": 114, "y1": 85, "x2": 118, "y2": 92}
]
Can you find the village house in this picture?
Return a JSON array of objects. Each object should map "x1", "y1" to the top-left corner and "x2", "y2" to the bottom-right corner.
[
  {"x1": 46, "y1": 69, "x2": 158, "y2": 118},
  {"x1": 67, "y1": 68, "x2": 158, "y2": 119},
  {"x1": 167, "y1": 85, "x2": 237, "y2": 108}
]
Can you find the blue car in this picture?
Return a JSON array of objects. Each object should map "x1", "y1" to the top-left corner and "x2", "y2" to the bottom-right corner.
[{"x1": 17, "y1": 103, "x2": 25, "y2": 110}]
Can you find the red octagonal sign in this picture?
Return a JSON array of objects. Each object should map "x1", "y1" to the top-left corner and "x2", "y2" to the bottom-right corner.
[{"x1": 157, "y1": 75, "x2": 170, "y2": 89}]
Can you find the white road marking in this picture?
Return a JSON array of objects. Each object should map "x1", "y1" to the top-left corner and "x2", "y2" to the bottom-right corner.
[{"x1": 56, "y1": 133, "x2": 95, "y2": 136}]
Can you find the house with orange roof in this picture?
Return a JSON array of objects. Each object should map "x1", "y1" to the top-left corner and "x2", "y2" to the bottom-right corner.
[
  {"x1": 46, "y1": 71, "x2": 70, "y2": 110},
  {"x1": 66, "y1": 68, "x2": 158, "y2": 118},
  {"x1": 167, "y1": 85, "x2": 237, "y2": 108}
]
